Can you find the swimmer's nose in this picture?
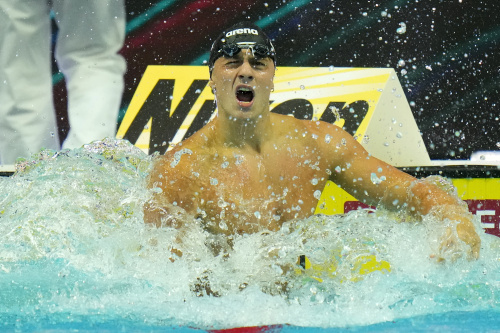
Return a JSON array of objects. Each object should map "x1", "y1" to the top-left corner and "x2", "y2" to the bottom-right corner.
[{"x1": 237, "y1": 60, "x2": 254, "y2": 82}]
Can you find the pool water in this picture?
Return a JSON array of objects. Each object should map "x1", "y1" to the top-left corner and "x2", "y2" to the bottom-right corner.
[
  {"x1": 1, "y1": 140, "x2": 499, "y2": 332},
  {"x1": 2, "y1": 311, "x2": 500, "y2": 332}
]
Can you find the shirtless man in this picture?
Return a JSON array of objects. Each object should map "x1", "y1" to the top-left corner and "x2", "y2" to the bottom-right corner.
[{"x1": 144, "y1": 22, "x2": 480, "y2": 260}]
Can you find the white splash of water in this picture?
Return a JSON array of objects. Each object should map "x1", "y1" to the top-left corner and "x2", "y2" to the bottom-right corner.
[{"x1": 0, "y1": 139, "x2": 499, "y2": 330}]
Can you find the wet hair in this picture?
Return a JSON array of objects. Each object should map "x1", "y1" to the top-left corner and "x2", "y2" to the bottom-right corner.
[{"x1": 208, "y1": 21, "x2": 276, "y2": 76}]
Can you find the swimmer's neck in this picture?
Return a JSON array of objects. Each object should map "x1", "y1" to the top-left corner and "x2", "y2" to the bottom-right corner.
[{"x1": 213, "y1": 110, "x2": 273, "y2": 151}]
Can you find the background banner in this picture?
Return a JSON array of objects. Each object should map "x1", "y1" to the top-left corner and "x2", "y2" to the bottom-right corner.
[{"x1": 117, "y1": 65, "x2": 431, "y2": 166}]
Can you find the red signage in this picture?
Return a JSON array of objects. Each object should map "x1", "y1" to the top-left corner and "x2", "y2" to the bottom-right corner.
[{"x1": 465, "y1": 199, "x2": 500, "y2": 237}]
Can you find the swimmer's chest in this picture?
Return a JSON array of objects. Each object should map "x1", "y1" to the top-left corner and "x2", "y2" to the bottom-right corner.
[{"x1": 191, "y1": 149, "x2": 329, "y2": 224}]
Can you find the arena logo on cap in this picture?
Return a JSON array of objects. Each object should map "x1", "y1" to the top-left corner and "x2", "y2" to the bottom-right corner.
[{"x1": 226, "y1": 28, "x2": 259, "y2": 37}]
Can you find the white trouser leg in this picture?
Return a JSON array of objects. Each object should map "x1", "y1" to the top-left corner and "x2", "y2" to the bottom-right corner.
[
  {"x1": 0, "y1": 0, "x2": 60, "y2": 165},
  {"x1": 52, "y1": 0, "x2": 126, "y2": 149}
]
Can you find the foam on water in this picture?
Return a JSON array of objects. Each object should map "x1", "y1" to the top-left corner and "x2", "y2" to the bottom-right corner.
[{"x1": 0, "y1": 139, "x2": 499, "y2": 330}]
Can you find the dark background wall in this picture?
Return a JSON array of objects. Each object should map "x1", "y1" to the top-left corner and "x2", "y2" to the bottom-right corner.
[{"x1": 52, "y1": 0, "x2": 499, "y2": 160}]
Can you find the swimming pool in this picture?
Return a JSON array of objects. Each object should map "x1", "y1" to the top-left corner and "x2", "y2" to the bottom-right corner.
[{"x1": 1, "y1": 140, "x2": 499, "y2": 332}]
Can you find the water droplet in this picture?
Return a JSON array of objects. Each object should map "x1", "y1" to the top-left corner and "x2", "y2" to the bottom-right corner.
[
  {"x1": 314, "y1": 190, "x2": 322, "y2": 199},
  {"x1": 300, "y1": 85, "x2": 305, "y2": 90},
  {"x1": 217, "y1": 199, "x2": 228, "y2": 208},
  {"x1": 311, "y1": 178, "x2": 318, "y2": 185},
  {"x1": 221, "y1": 161, "x2": 229, "y2": 168},
  {"x1": 370, "y1": 173, "x2": 385, "y2": 185},
  {"x1": 254, "y1": 211, "x2": 261, "y2": 219},
  {"x1": 396, "y1": 22, "x2": 406, "y2": 34},
  {"x1": 329, "y1": 105, "x2": 341, "y2": 123},
  {"x1": 170, "y1": 148, "x2": 193, "y2": 167},
  {"x1": 210, "y1": 178, "x2": 218, "y2": 185},
  {"x1": 324, "y1": 134, "x2": 332, "y2": 144},
  {"x1": 396, "y1": 132, "x2": 403, "y2": 138}
]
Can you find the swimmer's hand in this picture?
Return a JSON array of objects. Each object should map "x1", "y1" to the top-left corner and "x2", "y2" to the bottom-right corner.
[{"x1": 430, "y1": 205, "x2": 481, "y2": 262}]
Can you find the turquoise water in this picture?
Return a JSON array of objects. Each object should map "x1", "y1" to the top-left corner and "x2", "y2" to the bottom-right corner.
[
  {"x1": 0, "y1": 139, "x2": 499, "y2": 332},
  {"x1": 2, "y1": 311, "x2": 500, "y2": 332}
]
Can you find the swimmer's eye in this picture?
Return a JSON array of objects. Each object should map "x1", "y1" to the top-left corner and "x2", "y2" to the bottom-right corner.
[
  {"x1": 222, "y1": 57, "x2": 268, "y2": 68},
  {"x1": 224, "y1": 59, "x2": 241, "y2": 66}
]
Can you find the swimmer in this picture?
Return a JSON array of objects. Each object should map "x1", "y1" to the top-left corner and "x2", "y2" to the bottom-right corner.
[{"x1": 144, "y1": 21, "x2": 480, "y2": 261}]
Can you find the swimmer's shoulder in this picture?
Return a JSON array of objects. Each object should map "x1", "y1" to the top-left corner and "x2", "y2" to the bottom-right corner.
[
  {"x1": 149, "y1": 146, "x2": 204, "y2": 190},
  {"x1": 270, "y1": 113, "x2": 364, "y2": 165},
  {"x1": 270, "y1": 113, "x2": 346, "y2": 142},
  {"x1": 301, "y1": 117, "x2": 358, "y2": 148},
  {"x1": 155, "y1": 129, "x2": 214, "y2": 170}
]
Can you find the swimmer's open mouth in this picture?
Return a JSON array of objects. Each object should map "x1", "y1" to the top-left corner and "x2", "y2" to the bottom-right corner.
[{"x1": 236, "y1": 86, "x2": 254, "y2": 104}]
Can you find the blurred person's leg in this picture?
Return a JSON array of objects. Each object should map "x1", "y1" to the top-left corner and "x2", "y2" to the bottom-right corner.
[
  {"x1": 0, "y1": 0, "x2": 60, "y2": 164},
  {"x1": 53, "y1": 0, "x2": 126, "y2": 149}
]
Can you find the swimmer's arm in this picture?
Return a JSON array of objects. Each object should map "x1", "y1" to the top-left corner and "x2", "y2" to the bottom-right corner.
[
  {"x1": 315, "y1": 123, "x2": 413, "y2": 208},
  {"x1": 318, "y1": 124, "x2": 480, "y2": 259}
]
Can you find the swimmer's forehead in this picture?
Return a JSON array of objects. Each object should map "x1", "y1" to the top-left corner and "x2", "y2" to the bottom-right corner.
[{"x1": 208, "y1": 22, "x2": 276, "y2": 73}]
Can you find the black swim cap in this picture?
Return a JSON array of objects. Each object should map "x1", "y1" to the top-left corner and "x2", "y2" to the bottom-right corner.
[{"x1": 208, "y1": 21, "x2": 276, "y2": 76}]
